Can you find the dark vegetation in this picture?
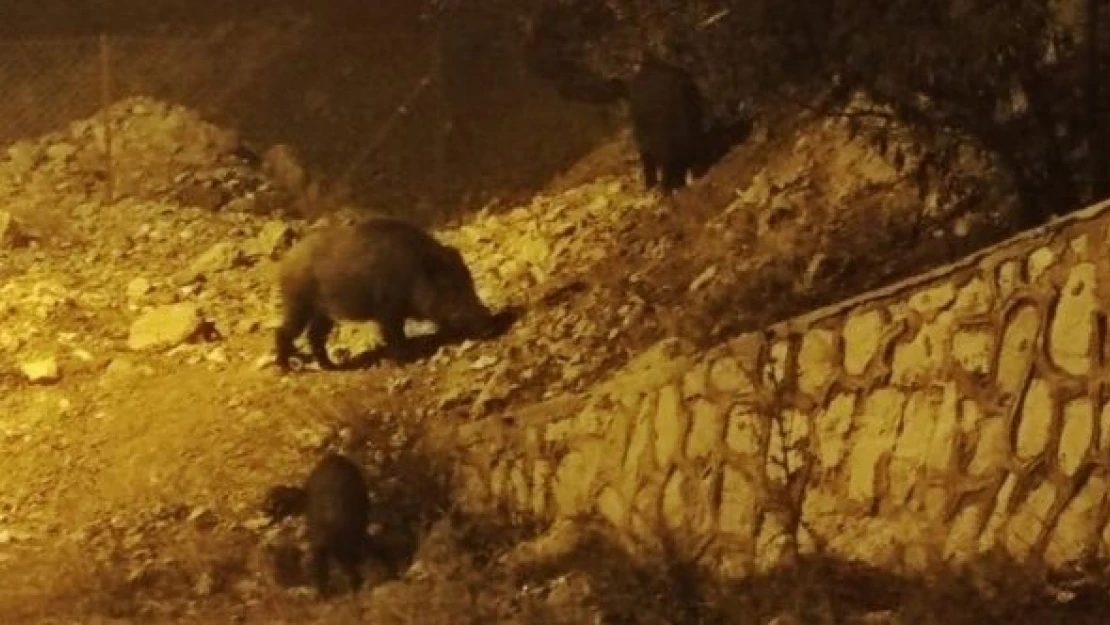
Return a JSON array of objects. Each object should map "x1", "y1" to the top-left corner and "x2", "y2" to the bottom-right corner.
[
  {"x1": 11, "y1": 1, "x2": 1107, "y2": 225},
  {"x1": 526, "y1": 0, "x2": 1110, "y2": 224}
]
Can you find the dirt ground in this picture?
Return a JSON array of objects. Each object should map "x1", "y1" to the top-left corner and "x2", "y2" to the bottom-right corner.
[{"x1": 0, "y1": 96, "x2": 1104, "y2": 624}]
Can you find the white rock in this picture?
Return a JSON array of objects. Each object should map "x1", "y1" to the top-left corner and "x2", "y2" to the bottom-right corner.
[
  {"x1": 126, "y1": 277, "x2": 151, "y2": 301},
  {"x1": 127, "y1": 303, "x2": 203, "y2": 351},
  {"x1": 21, "y1": 357, "x2": 60, "y2": 384}
]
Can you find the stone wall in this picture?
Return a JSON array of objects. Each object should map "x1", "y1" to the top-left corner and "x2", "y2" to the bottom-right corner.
[{"x1": 440, "y1": 198, "x2": 1110, "y2": 575}]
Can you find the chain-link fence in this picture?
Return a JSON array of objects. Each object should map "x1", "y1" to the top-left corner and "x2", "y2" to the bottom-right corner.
[{"x1": 0, "y1": 13, "x2": 621, "y2": 222}]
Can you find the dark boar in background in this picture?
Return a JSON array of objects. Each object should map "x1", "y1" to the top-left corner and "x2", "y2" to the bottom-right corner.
[{"x1": 627, "y1": 54, "x2": 708, "y2": 192}]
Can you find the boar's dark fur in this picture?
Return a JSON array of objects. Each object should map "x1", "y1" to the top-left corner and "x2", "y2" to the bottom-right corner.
[
  {"x1": 275, "y1": 217, "x2": 494, "y2": 371},
  {"x1": 627, "y1": 55, "x2": 707, "y2": 192}
]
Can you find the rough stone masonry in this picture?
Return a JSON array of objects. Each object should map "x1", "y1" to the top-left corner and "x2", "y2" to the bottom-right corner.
[{"x1": 433, "y1": 197, "x2": 1110, "y2": 577}]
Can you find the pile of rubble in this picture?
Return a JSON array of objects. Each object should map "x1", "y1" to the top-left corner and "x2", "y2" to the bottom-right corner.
[
  {"x1": 0, "y1": 96, "x2": 310, "y2": 228},
  {"x1": 0, "y1": 96, "x2": 321, "y2": 386}
]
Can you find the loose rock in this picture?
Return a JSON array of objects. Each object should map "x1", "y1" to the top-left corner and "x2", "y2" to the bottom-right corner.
[{"x1": 127, "y1": 303, "x2": 204, "y2": 351}]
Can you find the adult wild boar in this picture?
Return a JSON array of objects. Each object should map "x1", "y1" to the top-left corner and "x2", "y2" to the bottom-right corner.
[{"x1": 275, "y1": 217, "x2": 494, "y2": 371}]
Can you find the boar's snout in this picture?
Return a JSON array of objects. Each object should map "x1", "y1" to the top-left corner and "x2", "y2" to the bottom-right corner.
[{"x1": 441, "y1": 297, "x2": 495, "y2": 339}]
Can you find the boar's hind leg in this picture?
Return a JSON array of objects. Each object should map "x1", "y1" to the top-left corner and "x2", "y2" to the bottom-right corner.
[
  {"x1": 309, "y1": 545, "x2": 333, "y2": 598},
  {"x1": 336, "y1": 549, "x2": 364, "y2": 593},
  {"x1": 275, "y1": 302, "x2": 314, "y2": 371},
  {"x1": 306, "y1": 314, "x2": 338, "y2": 370},
  {"x1": 661, "y1": 159, "x2": 686, "y2": 191}
]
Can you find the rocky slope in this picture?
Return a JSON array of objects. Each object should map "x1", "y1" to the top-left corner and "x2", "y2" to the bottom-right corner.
[{"x1": 0, "y1": 92, "x2": 1024, "y2": 622}]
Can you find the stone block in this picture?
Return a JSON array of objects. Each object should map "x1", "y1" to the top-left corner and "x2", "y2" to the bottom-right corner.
[
  {"x1": 890, "y1": 388, "x2": 941, "y2": 502},
  {"x1": 996, "y1": 260, "x2": 1021, "y2": 298},
  {"x1": 1070, "y1": 235, "x2": 1087, "y2": 259},
  {"x1": 846, "y1": 389, "x2": 906, "y2": 505},
  {"x1": 908, "y1": 281, "x2": 957, "y2": 316},
  {"x1": 815, "y1": 392, "x2": 857, "y2": 470},
  {"x1": 510, "y1": 463, "x2": 530, "y2": 513},
  {"x1": 943, "y1": 502, "x2": 989, "y2": 564},
  {"x1": 489, "y1": 460, "x2": 511, "y2": 501},
  {"x1": 1101, "y1": 402, "x2": 1110, "y2": 454},
  {"x1": 925, "y1": 383, "x2": 960, "y2": 475},
  {"x1": 597, "y1": 486, "x2": 629, "y2": 529},
  {"x1": 1044, "y1": 475, "x2": 1107, "y2": 567},
  {"x1": 825, "y1": 520, "x2": 914, "y2": 570},
  {"x1": 719, "y1": 467, "x2": 760, "y2": 537},
  {"x1": 455, "y1": 464, "x2": 491, "y2": 511},
  {"x1": 996, "y1": 304, "x2": 1040, "y2": 399},
  {"x1": 754, "y1": 511, "x2": 793, "y2": 573},
  {"x1": 797, "y1": 329, "x2": 837, "y2": 398},
  {"x1": 847, "y1": 439, "x2": 892, "y2": 507},
  {"x1": 1016, "y1": 378, "x2": 1055, "y2": 461},
  {"x1": 126, "y1": 302, "x2": 203, "y2": 351},
  {"x1": 622, "y1": 398, "x2": 654, "y2": 487},
  {"x1": 891, "y1": 312, "x2": 952, "y2": 386},
  {"x1": 544, "y1": 416, "x2": 578, "y2": 442},
  {"x1": 923, "y1": 485, "x2": 950, "y2": 524},
  {"x1": 724, "y1": 332, "x2": 767, "y2": 375},
  {"x1": 716, "y1": 553, "x2": 755, "y2": 579},
  {"x1": 726, "y1": 405, "x2": 765, "y2": 457},
  {"x1": 686, "y1": 398, "x2": 724, "y2": 460},
  {"x1": 553, "y1": 446, "x2": 602, "y2": 516},
  {"x1": 690, "y1": 472, "x2": 718, "y2": 536},
  {"x1": 662, "y1": 470, "x2": 689, "y2": 530},
  {"x1": 654, "y1": 384, "x2": 687, "y2": 466},
  {"x1": 1101, "y1": 517, "x2": 1110, "y2": 560},
  {"x1": 1048, "y1": 263, "x2": 1097, "y2": 376},
  {"x1": 953, "y1": 276, "x2": 993, "y2": 316},
  {"x1": 1058, "y1": 398, "x2": 1094, "y2": 476},
  {"x1": 951, "y1": 329, "x2": 993, "y2": 376},
  {"x1": 843, "y1": 309, "x2": 885, "y2": 376},
  {"x1": 634, "y1": 479, "x2": 663, "y2": 518},
  {"x1": 769, "y1": 340, "x2": 790, "y2": 384},
  {"x1": 1070, "y1": 234, "x2": 1089, "y2": 259},
  {"x1": 532, "y1": 460, "x2": 553, "y2": 517},
  {"x1": 968, "y1": 417, "x2": 1010, "y2": 477},
  {"x1": 959, "y1": 398, "x2": 982, "y2": 434},
  {"x1": 682, "y1": 361, "x2": 709, "y2": 400},
  {"x1": 799, "y1": 486, "x2": 842, "y2": 538},
  {"x1": 573, "y1": 395, "x2": 616, "y2": 437},
  {"x1": 1027, "y1": 246, "x2": 1056, "y2": 282},
  {"x1": 766, "y1": 409, "x2": 811, "y2": 486},
  {"x1": 601, "y1": 404, "x2": 634, "y2": 464},
  {"x1": 978, "y1": 475, "x2": 1018, "y2": 553},
  {"x1": 709, "y1": 356, "x2": 755, "y2": 394},
  {"x1": 1003, "y1": 481, "x2": 1058, "y2": 561}
]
